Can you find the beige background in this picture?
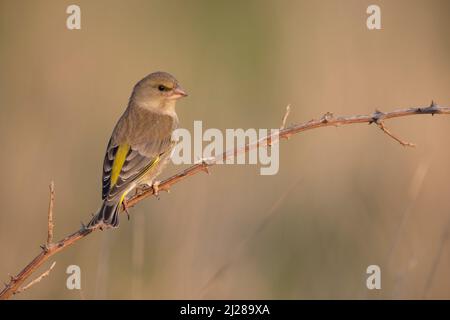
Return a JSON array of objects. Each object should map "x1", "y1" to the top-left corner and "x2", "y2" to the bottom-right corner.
[{"x1": 0, "y1": 0, "x2": 449, "y2": 299}]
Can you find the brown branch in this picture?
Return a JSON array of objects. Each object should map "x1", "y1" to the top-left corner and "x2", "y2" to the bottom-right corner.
[
  {"x1": 1, "y1": 101, "x2": 449, "y2": 300},
  {"x1": 47, "y1": 182, "x2": 55, "y2": 246}
]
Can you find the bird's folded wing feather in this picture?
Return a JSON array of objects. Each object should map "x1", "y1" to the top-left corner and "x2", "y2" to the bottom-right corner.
[{"x1": 101, "y1": 110, "x2": 177, "y2": 201}]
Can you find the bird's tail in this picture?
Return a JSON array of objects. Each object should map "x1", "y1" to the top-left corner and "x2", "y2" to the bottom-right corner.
[{"x1": 87, "y1": 200, "x2": 121, "y2": 229}]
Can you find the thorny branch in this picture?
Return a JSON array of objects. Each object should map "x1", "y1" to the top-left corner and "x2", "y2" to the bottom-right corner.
[{"x1": 1, "y1": 101, "x2": 449, "y2": 299}]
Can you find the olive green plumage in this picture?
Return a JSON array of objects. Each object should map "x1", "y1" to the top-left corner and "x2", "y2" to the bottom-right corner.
[{"x1": 87, "y1": 72, "x2": 187, "y2": 229}]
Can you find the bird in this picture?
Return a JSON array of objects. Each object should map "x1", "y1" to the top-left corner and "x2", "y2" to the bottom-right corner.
[{"x1": 87, "y1": 71, "x2": 188, "y2": 229}]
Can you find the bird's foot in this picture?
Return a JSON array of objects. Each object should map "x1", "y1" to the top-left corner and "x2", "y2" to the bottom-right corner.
[
  {"x1": 134, "y1": 184, "x2": 149, "y2": 196},
  {"x1": 152, "y1": 181, "x2": 161, "y2": 199}
]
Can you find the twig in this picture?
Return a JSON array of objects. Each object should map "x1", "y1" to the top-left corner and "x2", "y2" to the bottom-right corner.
[
  {"x1": 280, "y1": 104, "x2": 291, "y2": 130},
  {"x1": 14, "y1": 262, "x2": 56, "y2": 295},
  {"x1": 1, "y1": 101, "x2": 449, "y2": 300},
  {"x1": 47, "y1": 181, "x2": 55, "y2": 246},
  {"x1": 376, "y1": 121, "x2": 416, "y2": 147},
  {"x1": 371, "y1": 109, "x2": 416, "y2": 147}
]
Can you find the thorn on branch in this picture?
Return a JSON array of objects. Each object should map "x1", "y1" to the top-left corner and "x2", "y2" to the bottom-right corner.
[
  {"x1": 370, "y1": 109, "x2": 386, "y2": 124},
  {"x1": 418, "y1": 101, "x2": 440, "y2": 115},
  {"x1": 426, "y1": 100, "x2": 439, "y2": 116},
  {"x1": 200, "y1": 158, "x2": 215, "y2": 174},
  {"x1": 321, "y1": 112, "x2": 334, "y2": 123}
]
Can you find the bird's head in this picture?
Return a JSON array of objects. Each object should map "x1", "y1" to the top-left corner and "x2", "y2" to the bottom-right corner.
[{"x1": 131, "y1": 71, "x2": 188, "y2": 113}]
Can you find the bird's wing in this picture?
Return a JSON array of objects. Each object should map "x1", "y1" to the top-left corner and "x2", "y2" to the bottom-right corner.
[{"x1": 102, "y1": 111, "x2": 177, "y2": 201}]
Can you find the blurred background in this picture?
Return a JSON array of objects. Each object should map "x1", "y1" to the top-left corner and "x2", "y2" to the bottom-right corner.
[{"x1": 0, "y1": 0, "x2": 449, "y2": 299}]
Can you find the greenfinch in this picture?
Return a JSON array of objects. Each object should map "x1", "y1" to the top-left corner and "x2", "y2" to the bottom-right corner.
[{"x1": 88, "y1": 72, "x2": 187, "y2": 229}]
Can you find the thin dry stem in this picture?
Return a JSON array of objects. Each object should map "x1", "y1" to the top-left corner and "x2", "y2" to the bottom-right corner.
[
  {"x1": 280, "y1": 104, "x2": 291, "y2": 130},
  {"x1": 377, "y1": 121, "x2": 416, "y2": 147},
  {"x1": 14, "y1": 262, "x2": 56, "y2": 295},
  {"x1": 47, "y1": 181, "x2": 55, "y2": 246}
]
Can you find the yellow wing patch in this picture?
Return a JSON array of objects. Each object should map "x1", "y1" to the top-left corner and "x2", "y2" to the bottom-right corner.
[
  {"x1": 115, "y1": 154, "x2": 161, "y2": 209},
  {"x1": 111, "y1": 144, "x2": 130, "y2": 187}
]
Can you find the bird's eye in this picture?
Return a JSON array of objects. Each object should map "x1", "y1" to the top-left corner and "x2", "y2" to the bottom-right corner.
[{"x1": 158, "y1": 85, "x2": 167, "y2": 92}]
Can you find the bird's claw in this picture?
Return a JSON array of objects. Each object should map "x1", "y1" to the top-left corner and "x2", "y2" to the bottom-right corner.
[
  {"x1": 134, "y1": 184, "x2": 148, "y2": 196},
  {"x1": 152, "y1": 181, "x2": 161, "y2": 199}
]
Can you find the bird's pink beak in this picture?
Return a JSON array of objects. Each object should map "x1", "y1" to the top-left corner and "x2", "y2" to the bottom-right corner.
[{"x1": 170, "y1": 86, "x2": 188, "y2": 100}]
